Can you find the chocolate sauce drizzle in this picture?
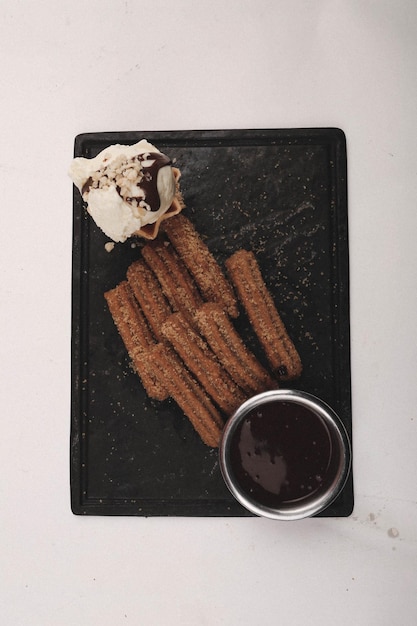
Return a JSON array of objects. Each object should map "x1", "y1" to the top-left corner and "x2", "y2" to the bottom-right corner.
[
  {"x1": 81, "y1": 151, "x2": 172, "y2": 212},
  {"x1": 133, "y1": 152, "x2": 172, "y2": 212}
]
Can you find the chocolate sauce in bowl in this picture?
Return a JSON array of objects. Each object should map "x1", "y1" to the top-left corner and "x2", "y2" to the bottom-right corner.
[{"x1": 229, "y1": 401, "x2": 337, "y2": 508}]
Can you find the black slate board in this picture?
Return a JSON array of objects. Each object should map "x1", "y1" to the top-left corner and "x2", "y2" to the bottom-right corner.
[{"x1": 71, "y1": 128, "x2": 353, "y2": 517}]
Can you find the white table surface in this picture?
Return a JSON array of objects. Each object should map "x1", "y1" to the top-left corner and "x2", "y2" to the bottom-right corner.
[{"x1": 1, "y1": 1, "x2": 417, "y2": 624}]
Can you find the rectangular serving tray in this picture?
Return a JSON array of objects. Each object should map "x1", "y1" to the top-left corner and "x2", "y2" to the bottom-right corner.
[{"x1": 71, "y1": 128, "x2": 353, "y2": 516}]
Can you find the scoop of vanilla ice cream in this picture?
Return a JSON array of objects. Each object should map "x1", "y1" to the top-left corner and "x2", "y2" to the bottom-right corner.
[{"x1": 69, "y1": 139, "x2": 176, "y2": 242}]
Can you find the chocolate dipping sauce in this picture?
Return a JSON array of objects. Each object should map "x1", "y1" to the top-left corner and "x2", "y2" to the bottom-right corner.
[{"x1": 229, "y1": 401, "x2": 338, "y2": 508}]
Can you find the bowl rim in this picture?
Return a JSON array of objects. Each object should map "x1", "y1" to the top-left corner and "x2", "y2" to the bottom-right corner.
[{"x1": 219, "y1": 389, "x2": 352, "y2": 520}]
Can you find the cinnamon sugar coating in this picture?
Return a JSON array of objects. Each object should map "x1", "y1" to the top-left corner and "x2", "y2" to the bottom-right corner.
[
  {"x1": 148, "y1": 344, "x2": 224, "y2": 448},
  {"x1": 104, "y1": 282, "x2": 167, "y2": 401},
  {"x1": 226, "y1": 249, "x2": 302, "y2": 380},
  {"x1": 161, "y1": 311, "x2": 246, "y2": 415},
  {"x1": 195, "y1": 303, "x2": 276, "y2": 395},
  {"x1": 163, "y1": 214, "x2": 238, "y2": 318}
]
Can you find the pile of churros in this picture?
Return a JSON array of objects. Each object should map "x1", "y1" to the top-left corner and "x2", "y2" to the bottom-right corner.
[{"x1": 104, "y1": 213, "x2": 302, "y2": 447}]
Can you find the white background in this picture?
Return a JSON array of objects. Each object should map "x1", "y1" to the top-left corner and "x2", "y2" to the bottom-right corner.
[{"x1": 1, "y1": 1, "x2": 417, "y2": 624}]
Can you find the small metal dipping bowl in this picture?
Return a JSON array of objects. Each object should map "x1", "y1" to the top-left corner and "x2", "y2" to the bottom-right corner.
[{"x1": 219, "y1": 389, "x2": 351, "y2": 520}]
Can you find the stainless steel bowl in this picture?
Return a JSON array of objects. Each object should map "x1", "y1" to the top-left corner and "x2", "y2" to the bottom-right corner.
[{"x1": 219, "y1": 389, "x2": 351, "y2": 520}]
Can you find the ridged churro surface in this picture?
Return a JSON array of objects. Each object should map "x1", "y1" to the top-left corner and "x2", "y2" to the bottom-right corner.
[
  {"x1": 226, "y1": 249, "x2": 302, "y2": 380},
  {"x1": 161, "y1": 311, "x2": 246, "y2": 415},
  {"x1": 195, "y1": 303, "x2": 276, "y2": 395},
  {"x1": 104, "y1": 282, "x2": 167, "y2": 401},
  {"x1": 127, "y1": 259, "x2": 172, "y2": 341},
  {"x1": 142, "y1": 239, "x2": 203, "y2": 321},
  {"x1": 148, "y1": 344, "x2": 224, "y2": 447},
  {"x1": 163, "y1": 214, "x2": 239, "y2": 318}
]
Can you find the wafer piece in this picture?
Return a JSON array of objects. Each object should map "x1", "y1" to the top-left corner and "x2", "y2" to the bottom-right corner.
[
  {"x1": 126, "y1": 259, "x2": 172, "y2": 341},
  {"x1": 141, "y1": 239, "x2": 203, "y2": 322},
  {"x1": 148, "y1": 344, "x2": 224, "y2": 447},
  {"x1": 161, "y1": 312, "x2": 246, "y2": 415},
  {"x1": 226, "y1": 249, "x2": 302, "y2": 380},
  {"x1": 195, "y1": 303, "x2": 276, "y2": 395},
  {"x1": 104, "y1": 282, "x2": 167, "y2": 401},
  {"x1": 162, "y1": 214, "x2": 239, "y2": 318}
]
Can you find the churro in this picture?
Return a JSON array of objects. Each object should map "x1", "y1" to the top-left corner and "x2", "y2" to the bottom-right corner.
[
  {"x1": 141, "y1": 239, "x2": 203, "y2": 321},
  {"x1": 161, "y1": 312, "x2": 246, "y2": 415},
  {"x1": 148, "y1": 344, "x2": 224, "y2": 447},
  {"x1": 104, "y1": 282, "x2": 167, "y2": 401},
  {"x1": 162, "y1": 214, "x2": 239, "y2": 318},
  {"x1": 195, "y1": 303, "x2": 276, "y2": 395},
  {"x1": 126, "y1": 259, "x2": 172, "y2": 341},
  {"x1": 226, "y1": 249, "x2": 302, "y2": 380}
]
